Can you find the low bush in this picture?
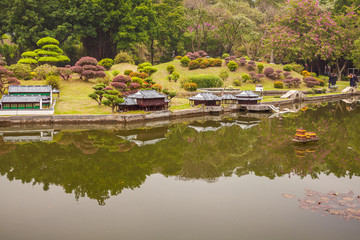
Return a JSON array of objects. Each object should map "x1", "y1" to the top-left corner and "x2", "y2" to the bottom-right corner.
[
  {"x1": 318, "y1": 79, "x2": 325, "y2": 86},
  {"x1": 239, "y1": 57, "x2": 247, "y2": 66},
  {"x1": 188, "y1": 60, "x2": 200, "y2": 70},
  {"x1": 8, "y1": 63, "x2": 32, "y2": 80},
  {"x1": 166, "y1": 65, "x2": 175, "y2": 74},
  {"x1": 142, "y1": 66, "x2": 158, "y2": 76},
  {"x1": 291, "y1": 63, "x2": 304, "y2": 73},
  {"x1": 257, "y1": 63, "x2": 264, "y2": 73},
  {"x1": 283, "y1": 71, "x2": 291, "y2": 78},
  {"x1": 114, "y1": 51, "x2": 133, "y2": 64},
  {"x1": 233, "y1": 79, "x2": 242, "y2": 86},
  {"x1": 303, "y1": 76, "x2": 319, "y2": 87},
  {"x1": 241, "y1": 73, "x2": 250, "y2": 82},
  {"x1": 188, "y1": 74, "x2": 223, "y2": 88},
  {"x1": 34, "y1": 64, "x2": 58, "y2": 80},
  {"x1": 129, "y1": 72, "x2": 149, "y2": 79},
  {"x1": 113, "y1": 75, "x2": 131, "y2": 84},
  {"x1": 175, "y1": 56, "x2": 182, "y2": 60},
  {"x1": 274, "y1": 81, "x2": 284, "y2": 89},
  {"x1": 171, "y1": 72, "x2": 180, "y2": 82},
  {"x1": 227, "y1": 61, "x2": 238, "y2": 71},
  {"x1": 46, "y1": 75, "x2": 61, "y2": 89},
  {"x1": 131, "y1": 77, "x2": 143, "y2": 85},
  {"x1": 264, "y1": 67, "x2": 274, "y2": 77},
  {"x1": 180, "y1": 56, "x2": 190, "y2": 67},
  {"x1": 151, "y1": 84, "x2": 162, "y2": 91},
  {"x1": 98, "y1": 58, "x2": 114, "y2": 70},
  {"x1": 184, "y1": 82, "x2": 198, "y2": 92},
  {"x1": 222, "y1": 53, "x2": 230, "y2": 58},
  {"x1": 283, "y1": 64, "x2": 292, "y2": 71},
  {"x1": 111, "y1": 70, "x2": 120, "y2": 77},
  {"x1": 123, "y1": 69, "x2": 132, "y2": 76},
  {"x1": 219, "y1": 69, "x2": 229, "y2": 82},
  {"x1": 209, "y1": 58, "x2": 222, "y2": 67},
  {"x1": 199, "y1": 59, "x2": 210, "y2": 68}
]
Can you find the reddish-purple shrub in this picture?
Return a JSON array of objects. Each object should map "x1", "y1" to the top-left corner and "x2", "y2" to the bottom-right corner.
[
  {"x1": 70, "y1": 65, "x2": 83, "y2": 74},
  {"x1": 197, "y1": 50, "x2": 208, "y2": 58},
  {"x1": 264, "y1": 67, "x2": 274, "y2": 76},
  {"x1": 104, "y1": 86, "x2": 113, "y2": 91},
  {"x1": 95, "y1": 71, "x2": 106, "y2": 78},
  {"x1": 303, "y1": 76, "x2": 319, "y2": 87},
  {"x1": 82, "y1": 70, "x2": 96, "y2": 80},
  {"x1": 75, "y1": 57, "x2": 98, "y2": 66},
  {"x1": 129, "y1": 82, "x2": 141, "y2": 90},
  {"x1": 268, "y1": 73, "x2": 278, "y2": 80},
  {"x1": 113, "y1": 75, "x2": 131, "y2": 83},
  {"x1": 96, "y1": 65, "x2": 106, "y2": 71},
  {"x1": 283, "y1": 72, "x2": 291, "y2": 77},
  {"x1": 57, "y1": 67, "x2": 73, "y2": 80},
  {"x1": 111, "y1": 82, "x2": 127, "y2": 90},
  {"x1": 83, "y1": 65, "x2": 98, "y2": 71},
  {"x1": 247, "y1": 61, "x2": 256, "y2": 71}
]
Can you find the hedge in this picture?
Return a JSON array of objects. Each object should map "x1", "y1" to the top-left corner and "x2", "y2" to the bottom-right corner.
[{"x1": 188, "y1": 74, "x2": 223, "y2": 88}]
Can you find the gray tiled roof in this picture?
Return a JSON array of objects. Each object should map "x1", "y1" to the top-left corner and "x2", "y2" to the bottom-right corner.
[
  {"x1": 8, "y1": 85, "x2": 52, "y2": 93},
  {"x1": 127, "y1": 90, "x2": 166, "y2": 99},
  {"x1": 235, "y1": 91, "x2": 262, "y2": 100},
  {"x1": 221, "y1": 94, "x2": 237, "y2": 100},
  {"x1": 119, "y1": 98, "x2": 138, "y2": 106},
  {"x1": 189, "y1": 92, "x2": 221, "y2": 101},
  {"x1": 0, "y1": 95, "x2": 44, "y2": 103}
]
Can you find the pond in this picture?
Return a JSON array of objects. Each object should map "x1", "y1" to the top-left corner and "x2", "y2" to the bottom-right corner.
[{"x1": 1, "y1": 99, "x2": 360, "y2": 240}]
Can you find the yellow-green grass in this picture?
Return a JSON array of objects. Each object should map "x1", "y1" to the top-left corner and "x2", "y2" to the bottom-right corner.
[{"x1": 169, "y1": 97, "x2": 193, "y2": 111}]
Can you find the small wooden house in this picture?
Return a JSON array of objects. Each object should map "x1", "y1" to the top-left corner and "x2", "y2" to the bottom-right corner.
[
  {"x1": 221, "y1": 94, "x2": 238, "y2": 105},
  {"x1": 8, "y1": 85, "x2": 57, "y2": 108},
  {"x1": 236, "y1": 91, "x2": 262, "y2": 105},
  {"x1": 118, "y1": 90, "x2": 169, "y2": 112},
  {"x1": 189, "y1": 93, "x2": 221, "y2": 106},
  {"x1": 0, "y1": 95, "x2": 48, "y2": 110}
]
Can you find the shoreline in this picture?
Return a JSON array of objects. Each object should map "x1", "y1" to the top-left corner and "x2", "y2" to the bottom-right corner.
[{"x1": 0, "y1": 92, "x2": 358, "y2": 126}]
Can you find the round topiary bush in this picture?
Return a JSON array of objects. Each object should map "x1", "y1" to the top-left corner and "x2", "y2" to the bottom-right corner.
[
  {"x1": 188, "y1": 74, "x2": 223, "y2": 88},
  {"x1": 188, "y1": 60, "x2": 200, "y2": 70},
  {"x1": 257, "y1": 63, "x2": 264, "y2": 73},
  {"x1": 274, "y1": 81, "x2": 284, "y2": 89},
  {"x1": 114, "y1": 51, "x2": 133, "y2": 64},
  {"x1": 283, "y1": 65, "x2": 292, "y2": 71},
  {"x1": 99, "y1": 58, "x2": 114, "y2": 70},
  {"x1": 264, "y1": 67, "x2": 274, "y2": 77},
  {"x1": 180, "y1": 56, "x2": 190, "y2": 67},
  {"x1": 124, "y1": 69, "x2": 133, "y2": 76},
  {"x1": 241, "y1": 73, "x2": 250, "y2": 82},
  {"x1": 227, "y1": 61, "x2": 238, "y2": 71},
  {"x1": 222, "y1": 53, "x2": 230, "y2": 58},
  {"x1": 166, "y1": 65, "x2": 175, "y2": 74},
  {"x1": 113, "y1": 75, "x2": 131, "y2": 84},
  {"x1": 184, "y1": 82, "x2": 198, "y2": 92}
]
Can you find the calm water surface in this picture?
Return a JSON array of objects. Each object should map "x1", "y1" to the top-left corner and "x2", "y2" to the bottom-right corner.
[{"x1": 1, "y1": 100, "x2": 360, "y2": 240}]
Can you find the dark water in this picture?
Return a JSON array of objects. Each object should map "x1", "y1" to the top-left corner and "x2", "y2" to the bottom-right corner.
[{"x1": 1, "y1": 99, "x2": 360, "y2": 240}]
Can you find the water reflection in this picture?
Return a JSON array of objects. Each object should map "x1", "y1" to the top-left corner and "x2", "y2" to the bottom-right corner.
[{"x1": 0, "y1": 100, "x2": 359, "y2": 205}]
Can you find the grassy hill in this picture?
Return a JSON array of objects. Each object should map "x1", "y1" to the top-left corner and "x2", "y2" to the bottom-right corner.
[{"x1": 110, "y1": 60, "x2": 308, "y2": 92}]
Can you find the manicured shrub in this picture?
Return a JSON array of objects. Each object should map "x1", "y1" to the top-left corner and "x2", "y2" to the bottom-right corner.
[
  {"x1": 222, "y1": 53, "x2": 230, "y2": 58},
  {"x1": 18, "y1": 58, "x2": 38, "y2": 65},
  {"x1": 239, "y1": 57, "x2": 247, "y2": 66},
  {"x1": 184, "y1": 82, "x2": 198, "y2": 91},
  {"x1": 310, "y1": 72, "x2": 317, "y2": 77},
  {"x1": 99, "y1": 58, "x2": 114, "y2": 70},
  {"x1": 131, "y1": 77, "x2": 143, "y2": 85},
  {"x1": 283, "y1": 65, "x2": 292, "y2": 71},
  {"x1": 45, "y1": 75, "x2": 61, "y2": 89},
  {"x1": 180, "y1": 56, "x2": 190, "y2": 67},
  {"x1": 303, "y1": 76, "x2": 319, "y2": 87},
  {"x1": 233, "y1": 79, "x2": 242, "y2": 86},
  {"x1": 251, "y1": 73, "x2": 265, "y2": 83},
  {"x1": 283, "y1": 72, "x2": 291, "y2": 78},
  {"x1": 124, "y1": 69, "x2": 132, "y2": 76},
  {"x1": 175, "y1": 56, "x2": 182, "y2": 60},
  {"x1": 243, "y1": 56, "x2": 250, "y2": 60},
  {"x1": 199, "y1": 59, "x2": 210, "y2": 68},
  {"x1": 151, "y1": 84, "x2": 162, "y2": 91},
  {"x1": 113, "y1": 75, "x2": 131, "y2": 84},
  {"x1": 292, "y1": 78, "x2": 301, "y2": 88},
  {"x1": 21, "y1": 51, "x2": 38, "y2": 58},
  {"x1": 137, "y1": 62, "x2": 152, "y2": 71},
  {"x1": 227, "y1": 61, "x2": 238, "y2": 71},
  {"x1": 196, "y1": 58, "x2": 204, "y2": 63},
  {"x1": 247, "y1": 61, "x2": 256, "y2": 71},
  {"x1": 166, "y1": 65, "x2": 175, "y2": 74},
  {"x1": 33, "y1": 37, "x2": 69, "y2": 65},
  {"x1": 71, "y1": 57, "x2": 105, "y2": 81},
  {"x1": 188, "y1": 60, "x2": 200, "y2": 70},
  {"x1": 318, "y1": 79, "x2": 325, "y2": 86},
  {"x1": 56, "y1": 67, "x2": 73, "y2": 80},
  {"x1": 213, "y1": 59, "x2": 222, "y2": 67},
  {"x1": 264, "y1": 67, "x2": 274, "y2": 77},
  {"x1": 8, "y1": 63, "x2": 32, "y2": 80},
  {"x1": 129, "y1": 82, "x2": 141, "y2": 90},
  {"x1": 129, "y1": 72, "x2": 149, "y2": 79},
  {"x1": 114, "y1": 51, "x2": 133, "y2": 64},
  {"x1": 34, "y1": 64, "x2": 58, "y2": 80},
  {"x1": 142, "y1": 66, "x2": 158, "y2": 76},
  {"x1": 110, "y1": 70, "x2": 119, "y2": 77},
  {"x1": 257, "y1": 63, "x2": 264, "y2": 73},
  {"x1": 188, "y1": 74, "x2": 223, "y2": 88},
  {"x1": 111, "y1": 81, "x2": 127, "y2": 91},
  {"x1": 274, "y1": 81, "x2": 284, "y2": 89},
  {"x1": 0, "y1": 66, "x2": 21, "y2": 94},
  {"x1": 241, "y1": 73, "x2": 250, "y2": 82},
  {"x1": 291, "y1": 63, "x2": 304, "y2": 73},
  {"x1": 145, "y1": 77, "x2": 155, "y2": 85},
  {"x1": 171, "y1": 72, "x2": 180, "y2": 82},
  {"x1": 36, "y1": 37, "x2": 59, "y2": 47}
]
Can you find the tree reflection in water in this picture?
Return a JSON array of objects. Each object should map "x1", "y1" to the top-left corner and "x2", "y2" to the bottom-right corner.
[{"x1": 0, "y1": 100, "x2": 359, "y2": 205}]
